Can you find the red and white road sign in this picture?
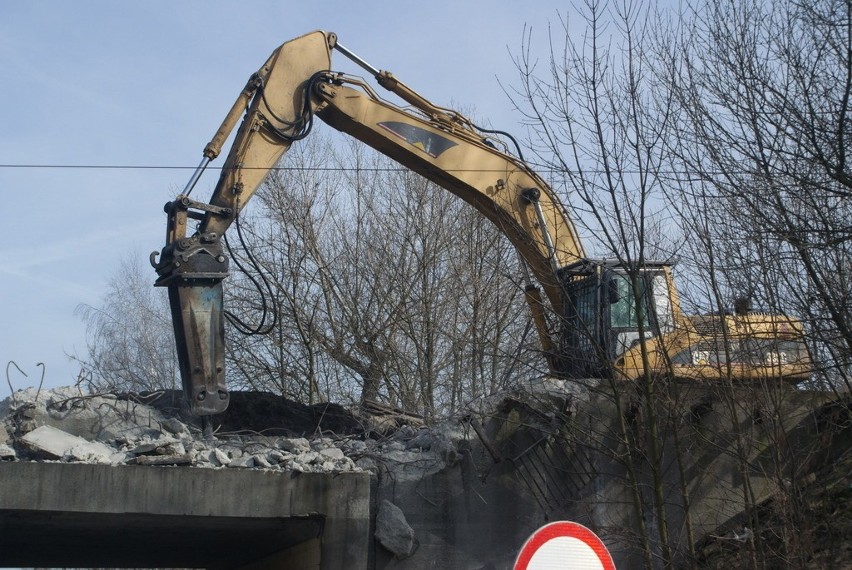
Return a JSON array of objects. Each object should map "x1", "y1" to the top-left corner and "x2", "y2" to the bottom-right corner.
[{"x1": 514, "y1": 521, "x2": 616, "y2": 570}]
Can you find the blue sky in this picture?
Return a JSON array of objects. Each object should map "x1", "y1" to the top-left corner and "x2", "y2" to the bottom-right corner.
[{"x1": 0, "y1": 1, "x2": 586, "y2": 392}]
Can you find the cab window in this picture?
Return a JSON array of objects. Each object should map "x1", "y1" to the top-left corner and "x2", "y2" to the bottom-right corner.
[{"x1": 610, "y1": 274, "x2": 651, "y2": 329}]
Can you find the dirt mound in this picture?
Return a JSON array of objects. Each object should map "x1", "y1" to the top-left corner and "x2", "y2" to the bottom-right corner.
[{"x1": 129, "y1": 390, "x2": 365, "y2": 437}]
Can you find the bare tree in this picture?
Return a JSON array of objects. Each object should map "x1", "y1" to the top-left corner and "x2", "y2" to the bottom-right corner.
[
  {"x1": 649, "y1": 1, "x2": 852, "y2": 566},
  {"x1": 75, "y1": 253, "x2": 178, "y2": 392},
  {"x1": 222, "y1": 130, "x2": 536, "y2": 416},
  {"x1": 506, "y1": 2, "x2": 693, "y2": 566},
  {"x1": 661, "y1": 0, "x2": 852, "y2": 391},
  {"x1": 505, "y1": 0, "x2": 852, "y2": 566}
]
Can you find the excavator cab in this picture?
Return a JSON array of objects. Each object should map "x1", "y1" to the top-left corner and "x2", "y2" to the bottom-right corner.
[{"x1": 557, "y1": 260, "x2": 678, "y2": 378}]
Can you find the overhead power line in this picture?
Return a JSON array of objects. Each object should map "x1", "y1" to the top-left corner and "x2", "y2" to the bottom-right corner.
[
  {"x1": 1, "y1": 164, "x2": 197, "y2": 170},
  {"x1": 0, "y1": 163, "x2": 382, "y2": 171},
  {"x1": 0, "y1": 163, "x2": 715, "y2": 176},
  {"x1": 0, "y1": 163, "x2": 564, "y2": 172}
]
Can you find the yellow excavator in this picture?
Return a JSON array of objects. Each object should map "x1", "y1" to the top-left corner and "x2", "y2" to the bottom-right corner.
[{"x1": 152, "y1": 31, "x2": 810, "y2": 417}]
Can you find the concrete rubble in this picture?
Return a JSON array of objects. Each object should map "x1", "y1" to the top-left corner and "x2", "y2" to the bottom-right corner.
[
  {"x1": 1, "y1": 379, "x2": 848, "y2": 568},
  {"x1": 0, "y1": 380, "x2": 614, "y2": 566},
  {"x1": 0, "y1": 385, "x2": 472, "y2": 479},
  {"x1": 375, "y1": 499, "x2": 418, "y2": 559},
  {"x1": 21, "y1": 425, "x2": 119, "y2": 464}
]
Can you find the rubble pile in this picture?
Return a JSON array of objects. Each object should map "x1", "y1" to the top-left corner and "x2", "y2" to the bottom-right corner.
[{"x1": 0, "y1": 386, "x2": 467, "y2": 476}]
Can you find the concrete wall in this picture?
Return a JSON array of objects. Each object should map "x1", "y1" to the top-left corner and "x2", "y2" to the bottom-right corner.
[{"x1": 369, "y1": 383, "x2": 839, "y2": 569}]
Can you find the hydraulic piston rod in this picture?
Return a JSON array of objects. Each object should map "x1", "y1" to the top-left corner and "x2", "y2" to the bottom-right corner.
[
  {"x1": 334, "y1": 41, "x2": 380, "y2": 76},
  {"x1": 521, "y1": 187, "x2": 560, "y2": 274}
]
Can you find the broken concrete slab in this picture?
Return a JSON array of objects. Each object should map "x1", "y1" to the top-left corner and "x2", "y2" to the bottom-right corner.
[
  {"x1": 279, "y1": 437, "x2": 311, "y2": 453},
  {"x1": 126, "y1": 437, "x2": 178, "y2": 455},
  {"x1": 228, "y1": 453, "x2": 255, "y2": 468},
  {"x1": 21, "y1": 425, "x2": 115, "y2": 463},
  {"x1": 212, "y1": 448, "x2": 231, "y2": 466},
  {"x1": 375, "y1": 499, "x2": 417, "y2": 559},
  {"x1": 0, "y1": 443, "x2": 15, "y2": 460},
  {"x1": 252, "y1": 454, "x2": 273, "y2": 468},
  {"x1": 133, "y1": 453, "x2": 194, "y2": 466},
  {"x1": 267, "y1": 449, "x2": 287, "y2": 464},
  {"x1": 4, "y1": 387, "x2": 170, "y2": 442},
  {"x1": 318, "y1": 447, "x2": 345, "y2": 461}
]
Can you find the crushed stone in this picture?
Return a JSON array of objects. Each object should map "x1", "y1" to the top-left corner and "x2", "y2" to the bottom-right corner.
[{"x1": 0, "y1": 385, "x2": 491, "y2": 477}]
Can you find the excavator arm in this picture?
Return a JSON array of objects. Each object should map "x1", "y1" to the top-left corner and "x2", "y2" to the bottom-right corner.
[
  {"x1": 154, "y1": 31, "x2": 585, "y2": 415},
  {"x1": 313, "y1": 75, "x2": 586, "y2": 302}
]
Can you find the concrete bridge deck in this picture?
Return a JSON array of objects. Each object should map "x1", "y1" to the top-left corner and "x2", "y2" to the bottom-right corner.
[{"x1": 0, "y1": 462, "x2": 372, "y2": 569}]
